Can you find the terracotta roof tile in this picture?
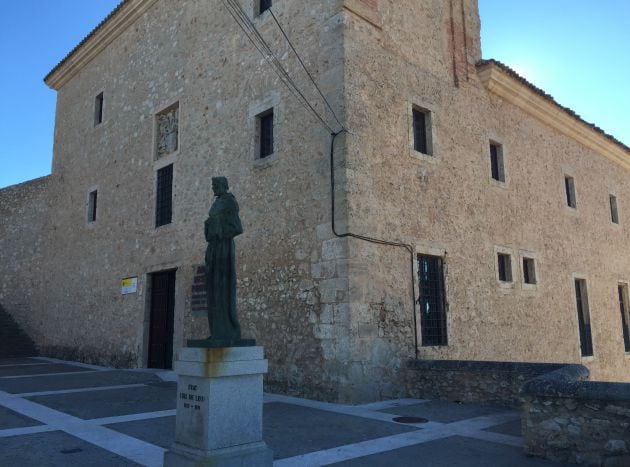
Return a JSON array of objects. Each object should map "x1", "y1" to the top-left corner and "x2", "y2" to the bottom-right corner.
[{"x1": 477, "y1": 59, "x2": 629, "y2": 154}]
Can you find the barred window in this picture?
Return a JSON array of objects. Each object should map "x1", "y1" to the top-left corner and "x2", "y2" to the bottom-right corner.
[
  {"x1": 619, "y1": 284, "x2": 630, "y2": 353},
  {"x1": 574, "y1": 279, "x2": 593, "y2": 357},
  {"x1": 257, "y1": 109, "x2": 274, "y2": 159},
  {"x1": 412, "y1": 108, "x2": 431, "y2": 155},
  {"x1": 156, "y1": 164, "x2": 173, "y2": 227},
  {"x1": 522, "y1": 257, "x2": 536, "y2": 285},
  {"x1": 497, "y1": 253, "x2": 512, "y2": 282},
  {"x1": 490, "y1": 142, "x2": 505, "y2": 182},
  {"x1": 418, "y1": 254, "x2": 447, "y2": 346}
]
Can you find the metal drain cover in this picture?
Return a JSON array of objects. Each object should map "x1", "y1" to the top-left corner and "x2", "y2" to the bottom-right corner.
[{"x1": 392, "y1": 416, "x2": 428, "y2": 424}]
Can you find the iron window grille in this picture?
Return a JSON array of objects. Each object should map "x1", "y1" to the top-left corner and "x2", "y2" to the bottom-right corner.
[
  {"x1": 574, "y1": 279, "x2": 593, "y2": 357},
  {"x1": 490, "y1": 142, "x2": 505, "y2": 182},
  {"x1": 565, "y1": 176, "x2": 577, "y2": 208},
  {"x1": 88, "y1": 190, "x2": 98, "y2": 223},
  {"x1": 156, "y1": 164, "x2": 173, "y2": 227},
  {"x1": 497, "y1": 253, "x2": 512, "y2": 282},
  {"x1": 619, "y1": 285, "x2": 630, "y2": 352},
  {"x1": 417, "y1": 254, "x2": 448, "y2": 346}
]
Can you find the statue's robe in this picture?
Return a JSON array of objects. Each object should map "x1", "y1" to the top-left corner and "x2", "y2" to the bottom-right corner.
[{"x1": 204, "y1": 193, "x2": 243, "y2": 341}]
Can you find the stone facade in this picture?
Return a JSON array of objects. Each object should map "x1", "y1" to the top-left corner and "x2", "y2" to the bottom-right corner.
[{"x1": 1, "y1": 0, "x2": 629, "y2": 403}]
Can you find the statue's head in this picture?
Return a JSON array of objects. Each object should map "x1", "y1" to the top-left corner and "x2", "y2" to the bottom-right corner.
[{"x1": 211, "y1": 177, "x2": 229, "y2": 196}]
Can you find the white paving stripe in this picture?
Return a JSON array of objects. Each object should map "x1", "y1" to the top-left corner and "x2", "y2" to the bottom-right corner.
[
  {"x1": 353, "y1": 399, "x2": 429, "y2": 411},
  {"x1": 0, "y1": 390, "x2": 165, "y2": 466},
  {"x1": 0, "y1": 425, "x2": 56, "y2": 438},
  {"x1": 14, "y1": 383, "x2": 148, "y2": 398},
  {"x1": 0, "y1": 370, "x2": 102, "y2": 380},
  {"x1": 89, "y1": 409, "x2": 177, "y2": 426}
]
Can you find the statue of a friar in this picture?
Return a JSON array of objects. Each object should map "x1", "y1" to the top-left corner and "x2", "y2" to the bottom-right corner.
[{"x1": 203, "y1": 176, "x2": 244, "y2": 343}]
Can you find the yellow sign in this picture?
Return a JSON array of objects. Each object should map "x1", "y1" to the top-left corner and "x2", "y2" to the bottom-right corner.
[{"x1": 121, "y1": 277, "x2": 138, "y2": 294}]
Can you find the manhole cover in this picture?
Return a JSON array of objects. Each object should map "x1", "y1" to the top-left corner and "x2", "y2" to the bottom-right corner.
[{"x1": 392, "y1": 416, "x2": 428, "y2": 424}]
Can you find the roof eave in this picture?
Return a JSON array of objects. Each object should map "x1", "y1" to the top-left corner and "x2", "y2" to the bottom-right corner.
[
  {"x1": 477, "y1": 60, "x2": 630, "y2": 171},
  {"x1": 44, "y1": 0, "x2": 158, "y2": 91}
]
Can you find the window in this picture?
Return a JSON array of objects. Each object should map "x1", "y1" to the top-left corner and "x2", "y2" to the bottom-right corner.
[
  {"x1": 257, "y1": 109, "x2": 274, "y2": 158},
  {"x1": 418, "y1": 254, "x2": 447, "y2": 346},
  {"x1": 94, "y1": 92, "x2": 104, "y2": 126},
  {"x1": 489, "y1": 142, "x2": 505, "y2": 182},
  {"x1": 574, "y1": 279, "x2": 593, "y2": 357},
  {"x1": 88, "y1": 190, "x2": 98, "y2": 223},
  {"x1": 156, "y1": 164, "x2": 173, "y2": 227},
  {"x1": 565, "y1": 175, "x2": 577, "y2": 208},
  {"x1": 497, "y1": 253, "x2": 512, "y2": 282},
  {"x1": 258, "y1": 0, "x2": 272, "y2": 15},
  {"x1": 522, "y1": 257, "x2": 536, "y2": 285},
  {"x1": 412, "y1": 108, "x2": 431, "y2": 155},
  {"x1": 610, "y1": 195, "x2": 619, "y2": 224},
  {"x1": 619, "y1": 284, "x2": 630, "y2": 352}
]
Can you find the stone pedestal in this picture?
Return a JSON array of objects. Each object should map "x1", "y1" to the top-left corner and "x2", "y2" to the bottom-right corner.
[{"x1": 163, "y1": 346, "x2": 273, "y2": 467}]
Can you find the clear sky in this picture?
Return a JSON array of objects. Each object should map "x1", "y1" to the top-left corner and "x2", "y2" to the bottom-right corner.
[{"x1": 0, "y1": 1, "x2": 628, "y2": 189}]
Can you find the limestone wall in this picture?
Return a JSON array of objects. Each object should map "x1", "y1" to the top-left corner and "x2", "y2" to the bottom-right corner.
[
  {"x1": 341, "y1": 0, "x2": 630, "y2": 398},
  {"x1": 0, "y1": 176, "x2": 53, "y2": 345}
]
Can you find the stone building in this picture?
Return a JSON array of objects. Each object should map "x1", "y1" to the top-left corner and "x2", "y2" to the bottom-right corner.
[{"x1": 1, "y1": 0, "x2": 629, "y2": 402}]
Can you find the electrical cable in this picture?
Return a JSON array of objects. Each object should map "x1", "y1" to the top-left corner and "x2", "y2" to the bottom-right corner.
[
  {"x1": 223, "y1": 0, "x2": 335, "y2": 133},
  {"x1": 329, "y1": 131, "x2": 419, "y2": 359},
  {"x1": 269, "y1": 9, "x2": 346, "y2": 133}
]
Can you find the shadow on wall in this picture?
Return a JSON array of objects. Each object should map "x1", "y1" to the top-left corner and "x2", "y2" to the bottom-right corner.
[{"x1": 0, "y1": 303, "x2": 38, "y2": 357}]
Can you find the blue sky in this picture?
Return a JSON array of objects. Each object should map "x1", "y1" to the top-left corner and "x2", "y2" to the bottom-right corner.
[{"x1": 0, "y1": 0, "x2": 628, "y2": 189}]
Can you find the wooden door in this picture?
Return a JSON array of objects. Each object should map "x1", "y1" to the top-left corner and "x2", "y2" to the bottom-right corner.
[{"x1": 148, "y1": 270, "x2": 176, "y2": 369}]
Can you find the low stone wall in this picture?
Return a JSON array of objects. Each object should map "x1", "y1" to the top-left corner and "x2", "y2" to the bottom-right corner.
[
  {"x1": 522, "y1": 365, "x2": 630, "y2": 466},
  {"x1": 405, "y1": 359, "x2": 564, "y2": 407}
]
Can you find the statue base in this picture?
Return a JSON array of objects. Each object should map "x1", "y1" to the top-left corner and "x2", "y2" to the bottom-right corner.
[
  {"x1": 163, "y1": 346, "x2": 272, "y2": 467},
  {"x1": 187, "y1": 338, "x2": 256, "y2": 348}
]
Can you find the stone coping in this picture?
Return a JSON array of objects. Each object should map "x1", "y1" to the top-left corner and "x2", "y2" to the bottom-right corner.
[
  {"x1": 522, "y1": 364, "x2": 630, "y2": 402},
  {"x1": 407, "y1": 359, "x2": 565, "y2": 374}
]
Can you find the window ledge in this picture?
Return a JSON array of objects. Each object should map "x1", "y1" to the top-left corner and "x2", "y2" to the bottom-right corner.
[
  {"x1": 409, "y1": 149, "x2": 437, "y2": 164},
  {"x1": 254, "y1": 153, "x2": 279, "y2": 169},
  {"x1": 490, "y1": 178, "x2": 508, "y2": 190},
  {"x1": 581, "y1": 356, "x2": 594, "y2": 362}
]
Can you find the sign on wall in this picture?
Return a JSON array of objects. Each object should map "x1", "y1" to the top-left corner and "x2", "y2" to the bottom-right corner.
[{"x1": 121, "y1": 277, "x2": 138, "y2": 295}]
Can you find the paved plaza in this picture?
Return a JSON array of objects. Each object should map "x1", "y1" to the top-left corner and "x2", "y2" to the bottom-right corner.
[{"x1": 0, "y1": 357, "x2": 566, "y2": 466}]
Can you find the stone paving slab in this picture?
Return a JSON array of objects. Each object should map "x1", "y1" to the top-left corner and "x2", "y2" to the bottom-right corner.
[
  {"x1": 0, "y1": 370, "x2": 161, "y2": 394},
  {"x1": 378, "y1": 400, "x2": 508, "y2": 423},
  {"x1": 0, "y1": 358, "x2": 571, "y2": 466},
  {"x1": 0, "y1": 363, "x2": 92, "y2": 378},
  {"x1": 27, "y1": 384, "x2": 177, "y2": 420},
  {"x1": 0, "y1": 430, "x2": 139, "y2": 466},
  {"x1": 0, "y1": 406, "x2": 43, "y2": 430},
  {"x1": 329, "y1": 435, "x2": 564, "y2": 466}
]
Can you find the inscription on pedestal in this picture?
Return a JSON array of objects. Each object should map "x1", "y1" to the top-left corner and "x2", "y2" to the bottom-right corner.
[{"x1": 179, "y1": 384, "x2": 206, "y2": 411}]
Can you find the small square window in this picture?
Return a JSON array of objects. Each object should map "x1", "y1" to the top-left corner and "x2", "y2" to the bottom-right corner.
[
  {"x1": 565, "y1": 175, "x2": 577, "y2": 208},
  {"x1": 88, "y1": 190, "x2": 98, "y2": 223},
  {"x1": 257, "y1": 109, "x2": 274, "y2": 159},
  {"x1": 610, "y1": 195, "x2": 619, "y2": 224},
  {"x1": 497, "y1": 253, "x2": 512, "y2": 282},
  {"x1": 490, "y1": 142, "x2": 505, "y2": 182},
  {"x1": 258, "y1": 0, "x2": 272, "y2": 15},
  {"x1": 94, "y1": 92, "x2": 104, "y2": 126},
  {"x1": 523, "y1": 257, "x2": 537, "y2": 285},
  {"x1": 412, "y1": 108, "x2": 432, "y2": 155}
]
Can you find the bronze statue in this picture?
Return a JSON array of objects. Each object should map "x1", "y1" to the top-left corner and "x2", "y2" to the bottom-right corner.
[{"x1": 204, "y1": 177, "x2": 243, "y2": 342}]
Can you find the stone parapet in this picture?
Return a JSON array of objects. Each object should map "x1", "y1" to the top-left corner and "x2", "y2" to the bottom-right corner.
[
  {"x1": 405, "y1": 359, "x2": 564, "y2": 407},
  {"x1": 522, "y1": 365, "x2": 630, "y2": 466}
]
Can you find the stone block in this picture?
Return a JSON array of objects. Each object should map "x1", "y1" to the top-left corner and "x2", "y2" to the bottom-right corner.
[
  {"x1": 321, "y1": 238, "x2": 347, "y2": 260},
  {"x1": 311, "y1": 261, "x2": 336, "y2": 279}
]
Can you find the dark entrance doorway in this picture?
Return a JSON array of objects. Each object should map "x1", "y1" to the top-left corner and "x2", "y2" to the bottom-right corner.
[{"x1": 148, "y1": 269, "x2": 176, "y2": 369}]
